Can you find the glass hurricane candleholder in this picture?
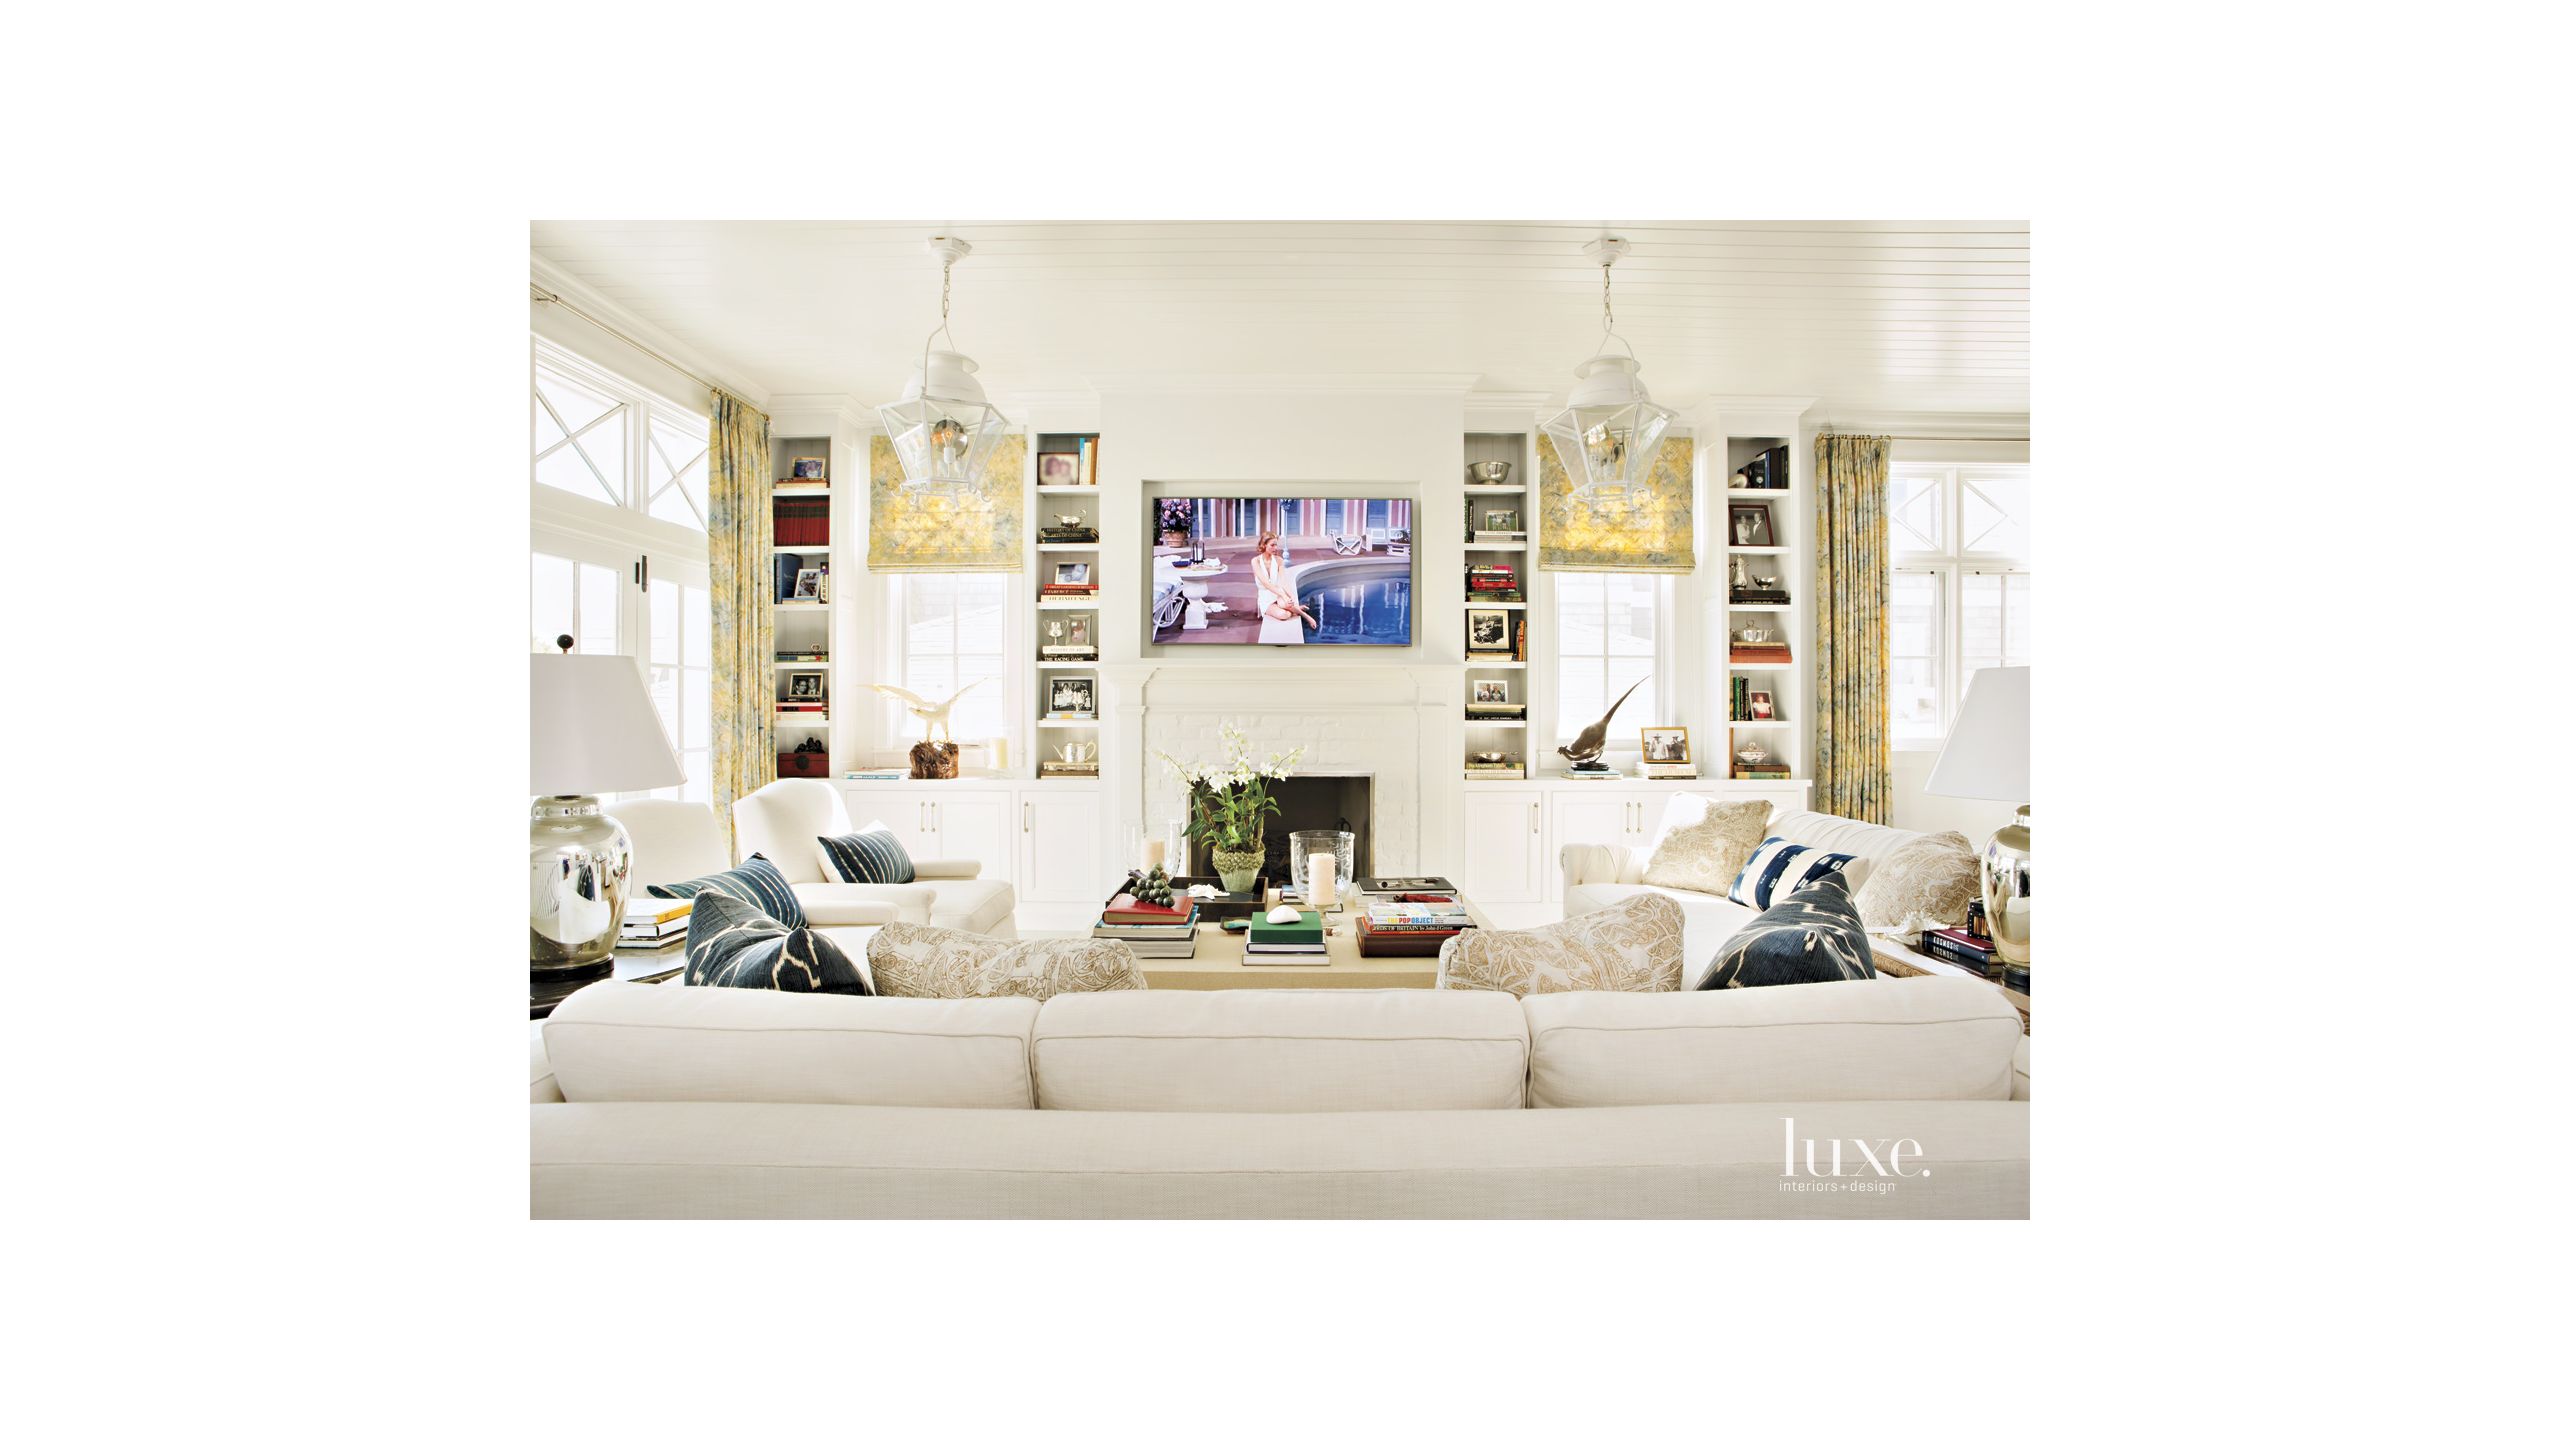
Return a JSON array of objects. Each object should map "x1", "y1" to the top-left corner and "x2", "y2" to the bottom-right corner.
[{"x1": 1289, "y1": 830, "x2": 1355, "y2": 908}]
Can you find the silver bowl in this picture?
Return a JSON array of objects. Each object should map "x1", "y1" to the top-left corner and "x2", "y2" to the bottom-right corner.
[{"x1": 1466, "y1": 460, "x2": 1512, "y2": 484}]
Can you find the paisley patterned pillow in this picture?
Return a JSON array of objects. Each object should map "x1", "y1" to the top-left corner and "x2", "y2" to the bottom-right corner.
[
  {"x1": 1641, "y1": 798, "x2": 1772, "y2": 895},
  {"x1": 1700, "y1": 872, "x2": 1875, "y2": 989},
  {"x1": 1438, "y1": 893, "x2": 1685, "y2": 996},
  {"x1": 683, "y1": 890, "x2": 870, "y2": 995},
  {"x1": 1853, "y1": 831, "x2": 1981, "y2": 932},
  {"x1": 865, "y1": 922, "x2": 1147, "y2": 1000}
]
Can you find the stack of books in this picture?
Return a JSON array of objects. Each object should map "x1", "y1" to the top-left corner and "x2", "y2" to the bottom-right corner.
[
  {"x1": 774, "y1": 496, "x2": 829, "y2": 545},
  {"x1": 773, "y1": 476, "x2": 828, "y2": 495},
  {"x1": 1730, "y1": 642, "x2": 1793, "y2": 666},
  {"x1": 1465, "y1": 701, "x2": 1526, "y2": 722},
  {"x1": 1039, "y1": 758, "x2": 1101, "y2": 778},
  {"x1": 1040, "y1": 581, "x2": 1099, "y2": 600},
  {"x1": 1920, "y1": 925, "x2": 2005, "y2": 981},
  {"x1": 1471, "y1": 526, "x2": 1526, "y2": 544},
  {"x1": 1640, "y1": 761, "x2": 1699, "y2": 780},
  {"x1": 1354, "y1": 899, "x2": 1474, "y2": 958},
  {"x1": 1465, "y1": 563, "x2": 1522, "y2": 602},
  {"x1": 1463, "y1": 758, "x2": 1525, "y2": 780},
  {"x1": 777, "y1": 697, "x2": 826, "y2": 718},
  {"x1": 1091, "y1": 892, "x2": 1197, "y2": 958},
  {"x1": 1357, "y1": 876, "x2": 1457, "y2": 898},
  {"x1": 1241, "y1": 909, "x2": 1328, "y2": 964},
  {"x1": 1732, "y1": 764, "x2": 1793, "y2": 781},
  {"x1": 842, "y1": 767, "x2": 906, "y2": 781},
  {"x1": 775, "y1": 648, "x2": 828, "y2": 664},
  {"x1": 1558, "y1": 766, "x2": 1624, "y2": 780},
  {"x1": 1730, "y1": 588, "x2": 1792, "y2": 606},
  {"x1": 1038, "y1": 523, "x2": 1099, "y2": 544},
  {"x1": 618, "y1": 897, "x2": 692, "y2": 954}
]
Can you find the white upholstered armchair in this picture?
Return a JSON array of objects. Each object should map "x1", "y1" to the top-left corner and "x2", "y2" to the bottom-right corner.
[
  {"x1": 732, "y1": 778, "x2": 1017, "y2": 936},
  {"x1": 605, "y1": 797, "x2": 899, "y2": 945}
]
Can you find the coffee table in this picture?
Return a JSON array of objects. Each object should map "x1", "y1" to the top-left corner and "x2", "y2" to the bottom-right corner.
[{"x1": 1137, "y1": 894, "x2": 1481, "y2": 990}]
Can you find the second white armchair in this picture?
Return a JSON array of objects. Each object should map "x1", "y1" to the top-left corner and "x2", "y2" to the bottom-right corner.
[{"x1": 732, "y1": 778, "x2": 1018, "y2": 937}]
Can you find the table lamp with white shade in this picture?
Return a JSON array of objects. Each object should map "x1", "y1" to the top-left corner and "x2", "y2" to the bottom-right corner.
[
  {"x1": 1925, "y1": 665, "x2": 2029, "y2": 972},
  {"x1": 531, "y1": 641, "x2": 684, "y2": 972}
]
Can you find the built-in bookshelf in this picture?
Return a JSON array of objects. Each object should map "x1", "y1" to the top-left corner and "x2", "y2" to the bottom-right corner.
[
  {"x1": 771, "y1": 431, "x2": 838, "y2": 776},
  {"x1": 1718, "y1": 425, "x2": 1803, "y2": 786},
  {"x1": 1461, "y1": 432, "x2": 1533, "y2": 780},
  {"x1": 1029, "y1": 431, "x2": 1102, "y2": 779}
]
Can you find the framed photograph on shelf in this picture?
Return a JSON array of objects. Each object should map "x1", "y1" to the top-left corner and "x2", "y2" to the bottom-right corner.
[
  {"x1": 1472, "y1": 679, "x2": 1511, "y2": 704},
  {"x1": 1065, "y1": 614, "x2": 1094, "y2": 650},
  {"x1": 1640, "y1": 726, "x2": 1690, "y2": 764},
  {"x1": 1045, "y1": 676, "x2": 1096, "y2": 718},
  {"x1": 1038, "y1": 452, "x2": 1079, "y2": 486},
  {"x1": 1465, "y1": 607, "x2": 1515, "y2": 656},
  {"x1": 789, "y1": 457, "x2": 826, "y2": 482},
  {"x1": 1748, "y1": 690, "x2": 1777, "y2": 721},
  {"x1": 790, "y1": 569, "x2": 824, "y2": 601},
  {"x1": 1052, "y1": 561, "x2": 1091, "y2": 586},
  {"x1": 1728, "y1": 503, "x2": 1777, "y2": 548},
  {"x1": 786, "y1": 672, "x2": 827, "y2": 702},
  {"x1": 1482, "y1": 508, "x2": 1520, "y2": 532}
]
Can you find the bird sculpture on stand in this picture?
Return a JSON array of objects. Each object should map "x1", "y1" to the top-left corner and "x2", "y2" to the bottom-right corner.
[
  {"x1": 1557, "y1": 677, "x2": 1647, "y2": 772},
  {"x1": 869, "y1": 678, "x2": 987, "y2": 747}
]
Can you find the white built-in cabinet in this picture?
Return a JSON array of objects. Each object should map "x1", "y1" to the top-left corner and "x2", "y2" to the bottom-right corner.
[
  {"x1": 842, "y1": 791, "x2": 1016, "y2": 884},
  {"x1": 1548, "y1": 792, "x2": 1664, "y2": 858},
  {"x1": 1017, "y1": 792, "x2": 1103, "y2": 903},
  {"x1": 1459, "y1": 791, "x2": 1545, "y2": 907}
]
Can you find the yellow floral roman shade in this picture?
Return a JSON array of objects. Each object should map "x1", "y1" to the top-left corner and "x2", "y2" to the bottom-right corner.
[
  {"x1": 866, "y1": 434, "x2": 1025, "y2": 573},
  {"x1": 1536, "y1": 434, "x2": 1695, "y2": 572}
]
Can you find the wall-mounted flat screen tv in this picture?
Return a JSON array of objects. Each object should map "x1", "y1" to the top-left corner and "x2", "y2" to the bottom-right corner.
[{"x1": 1149, "y1": 496, "x2": 1412, "y2": 646}]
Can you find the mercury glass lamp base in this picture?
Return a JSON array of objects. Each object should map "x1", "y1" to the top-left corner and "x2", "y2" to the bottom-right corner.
[{"x1": 530, "y1": 795, "x2": 633, "y2": 972}]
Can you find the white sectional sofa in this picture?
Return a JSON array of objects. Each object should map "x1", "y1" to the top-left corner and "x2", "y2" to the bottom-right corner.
[
  {"x1": 1560, "y1": 798, "x2": 1940, "y2": 988},
  {"x1": 531, "y1": 977, "x2": 2028, "y2": 1219}
]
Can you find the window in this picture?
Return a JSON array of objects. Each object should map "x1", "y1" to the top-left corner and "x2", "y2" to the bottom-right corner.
[
  {"x1": 891, "y1": 575, "x2": 1009, "y2": 745},
  {"x1": 530, "y1": 550, "x2": 621, "y2": 657},
  {"x1": 644, "y1": 410, "x2": 710, "y2": 532},
  {"x1": 532, "y1": 340, "x2": 711, "y2": 536},
  {"x1": 1890, "y1": 461, "x2": 2029, "y2": 745},
  {"x1": 1552, "y1": 573, "x2": 1663, "y2": 747},
  {"x1": 648, "y1": 575, "x2": 713, "y2": 803}
]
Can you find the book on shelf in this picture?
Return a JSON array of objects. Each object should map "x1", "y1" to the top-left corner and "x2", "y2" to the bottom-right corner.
[
  {"x1": 1464, "y1": 591, "x2": 1524, "y2": 604},
  {"x1": 1470, "y1": 530, "x2": 1525, "y2": 543},
  {"x1": 1356, "y1": 875, "x2": 1457, "y2": 895},
  {"x1": 623, "y1": 897, "x2": 692, "y2": 926},
  {"x1": 1732, "y1": 768, "x2": 1794, "y2": 781},
  {"x1": 1730, "y1": 590, "x2": 1792, "y2": 606},
  {"x1": 775, "y1": 652, "x2": 828, "y2": 664},
  {"x1": 614, "y1": 931, "x2": 687, "y2": 954},
  {"x1": 1557, "y1": 767, "x2": 1624, "y2": 780},
  {"x1": 843, "y1": 768, "x2": 906, "y2": 781},
  {"x1": 1922, "y1": 931, "x2": 2005, "y2": 979},
  {"x1": 1730, "y1": 651, "x2": 1794, "y2": 665},
  {"x1": 1078, "y1": 435, "x2": 1099, "y2": 486},
  {"x1": 1464, "y1": 766, "x2": 1526, "y2": 780},
  {"x1": 1639, "y1": 764, "x2": 1700, "y2": 780},
  {"x1": 1040, "y1": 583, "x2": 1099, "y2": 593},
  {"x1": 1465, "y1": 708, "x2": 1526, "y2": 722},
  {"x1": 1038, "y1": 762, "x2": 1100, "y2": 778},
  {"x1": 1039, "y1": 647, "x2": 1100, "y2": 660}
]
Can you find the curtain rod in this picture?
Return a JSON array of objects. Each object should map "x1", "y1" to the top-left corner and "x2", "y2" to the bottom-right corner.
[{"x1": 531, "y1": 284, "x2": 730, "y2": 399}]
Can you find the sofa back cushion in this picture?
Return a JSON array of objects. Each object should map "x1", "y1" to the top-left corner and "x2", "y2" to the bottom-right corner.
[
  {"x1": 541, "y1": 982, "x2": 1037, "y2": 1108},
  {"x1": 1033, "y1": 990, "x2": 1528, "y2": 1112},
  {"x1": 1762, "y1": 806, "x2": 1923, "y2": 865},
  {"x1": 1522, "y1": 976, "x2": 2020, "y2": 1107}
]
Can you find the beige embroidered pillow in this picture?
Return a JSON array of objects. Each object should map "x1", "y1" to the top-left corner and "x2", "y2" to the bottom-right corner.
[
  {"x1": 1852, "y1": 831, "x2": 1981, "y2": 932},
  {"x1": 1642, "y1": 798, "x2": 1772, "y2": 894},
  {"x1": 865, "y1": 922, "x2": 1147, "y2": 1000},
  {"x1": 1438, "y1": 893, "x2": 1684, "y2": 996}
]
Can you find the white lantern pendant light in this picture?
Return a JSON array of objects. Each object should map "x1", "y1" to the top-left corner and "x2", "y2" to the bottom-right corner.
[
  {"x1": 876, "y1": 235, "x2": 1014, "y2": 498},
  {"x1": 1538, "y1": 235, "x2": 1677, "y2": 512}
]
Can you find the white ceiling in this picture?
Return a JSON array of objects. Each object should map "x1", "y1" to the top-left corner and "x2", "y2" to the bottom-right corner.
[{"x1": 530, "y1": 220, "x2": 2026, "y2": 419}]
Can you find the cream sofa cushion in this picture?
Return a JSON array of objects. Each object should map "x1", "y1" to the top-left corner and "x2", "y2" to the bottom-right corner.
[
  {"x1": 1764, "y1": 806, "x2": 1925, "y2": 865},
  {"x1": 1641, "y1": 797, "x2": 1772, "y2": 894},
  {"x1": 1522, "y1": 976, "x2": 2021, "y2": 1108},
  {"x1": 867, "y1": 921, "x2": 1142, "y2": 1000},
  {"x1": 541, "y1": 981, "x2": 1038, "y2": 1109},
  {"x1": 1032, "y1": 990, "x2": 1528, "y2": 1112},
  {"x1": 1852, "y1": 830, "x2": 1981, "y2": 932},
  {"x1": 1437, "y1": 892, "x2": 1685, "y2": 996}
]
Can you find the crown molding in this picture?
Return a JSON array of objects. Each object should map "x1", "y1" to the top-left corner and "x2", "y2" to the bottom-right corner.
[
  {"x1": 1086, "y1": 372, "x2": 1482, "y2": 396},
  {"x1": 529, "y1": 255, "x2": 774, "y2": 409},
  {"x1": 1813, "y1": 408, "x2": 2029, "y2": 440}
]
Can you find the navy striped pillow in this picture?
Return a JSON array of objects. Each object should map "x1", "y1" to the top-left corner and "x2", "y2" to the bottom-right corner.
[
  {"x1": 817, "y1": 825, "x2": 917, "y2": 884},
  {"x1": 646, "y1": 852, "x2": 804, "y2": 927},
  {"x1": 1725, "y1": 838, "x2": 1862, "y2": 911}
]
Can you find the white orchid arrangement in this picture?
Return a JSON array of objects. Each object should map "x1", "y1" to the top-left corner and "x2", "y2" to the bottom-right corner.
[{"x1": 1158, "y1": 722, "x2": 1307, "y2": 854}]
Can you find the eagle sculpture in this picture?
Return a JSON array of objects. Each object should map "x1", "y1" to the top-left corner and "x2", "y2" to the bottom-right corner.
[{"x1": 868, "y1": 678, "x2": 987, "y2": 747}]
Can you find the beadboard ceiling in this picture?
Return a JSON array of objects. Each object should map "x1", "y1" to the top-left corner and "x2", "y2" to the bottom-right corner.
[{"x1": 529, "y1": 220, "x2": 2027, "y2": 418}]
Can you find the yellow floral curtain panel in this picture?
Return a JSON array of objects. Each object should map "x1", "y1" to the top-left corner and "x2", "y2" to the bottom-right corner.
[
  {"x1": 1812, "y1": 433, "x2": 1892, "y2": 823},
  {"x1": 867, "y1": 434, "x2": 1026, "y2": 573},
  {"x1": 708, "y1": 393, "x2": 774, "y2": 827},
  {"x1": 1535, "y1": 434, "x2": 1695, "y2": 572}
]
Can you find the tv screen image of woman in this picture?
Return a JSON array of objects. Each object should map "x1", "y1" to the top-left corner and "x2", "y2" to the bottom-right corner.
[{"x1": 1148, "y1": 495, "x2": 1412, "y2": 646}]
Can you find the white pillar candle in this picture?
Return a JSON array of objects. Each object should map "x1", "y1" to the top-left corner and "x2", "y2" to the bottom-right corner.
[
  {"x1": 1140, "y1": 837, "x2": 1167, "y2": 872},
  {"x1": 1310, "y1": 853, "x2": 1336, "y2": 908}
]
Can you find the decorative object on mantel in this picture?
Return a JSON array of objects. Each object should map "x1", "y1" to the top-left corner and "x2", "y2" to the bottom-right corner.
[
  {"x1": 1159, "y1": 722, "x2": 1306, "y2": 894},
  {"x1": 870, "y1": 678, "x2": 985, "y2": 748},
  {"x1": 1538, "y1": 235, "x2": 1679, "y2": 515},
  {"x1": 874, "y1": 235, "x2": 1013, "y2": 499},
  {"x1": 1556, "y1": 676, "x2": 1647, "y2": 773},
  {"x1": 1926, "y1": 665, "x2": 2030, "y2": 974},
  {"x1": 530, "y1": 639, "x2": 685, "y2": 974}
]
